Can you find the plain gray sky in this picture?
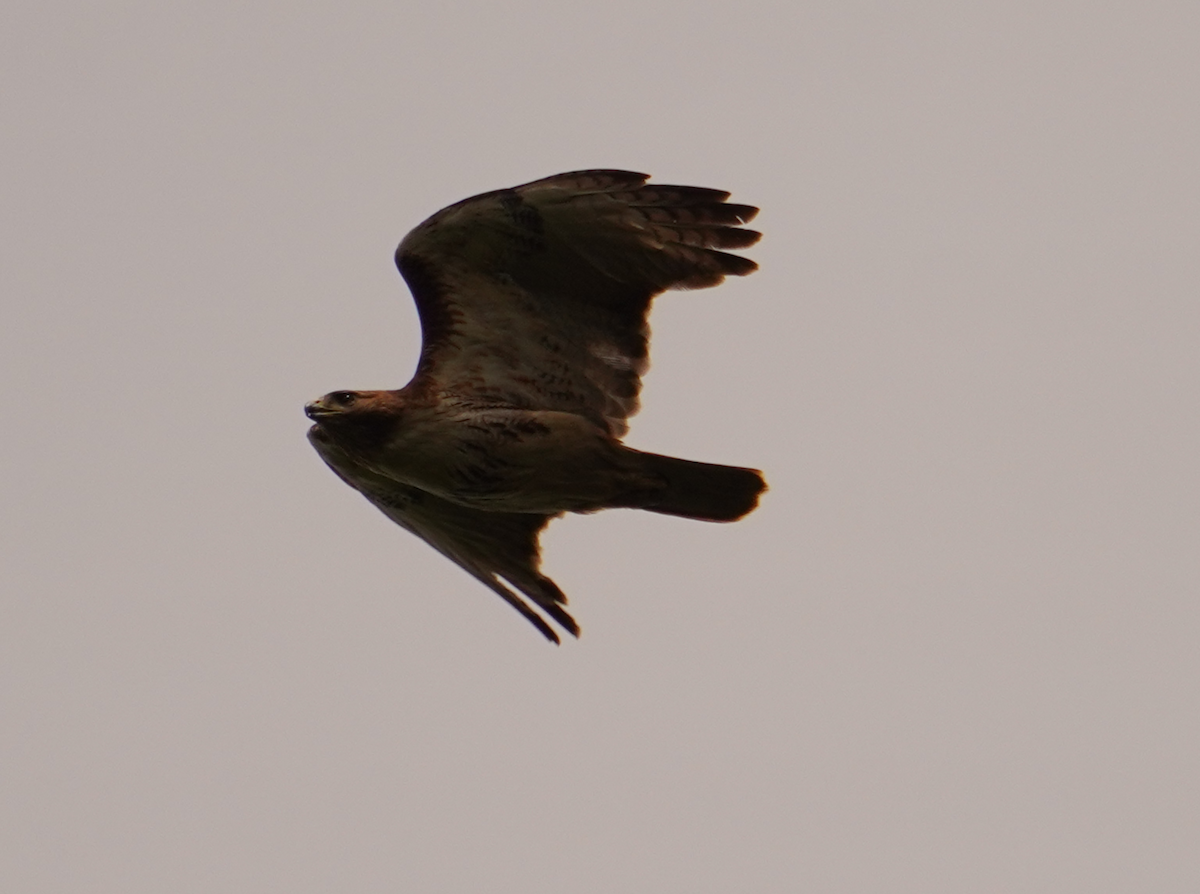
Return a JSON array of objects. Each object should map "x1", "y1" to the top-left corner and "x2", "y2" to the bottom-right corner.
[{"x1": 4, "y1": 1, "x2": 1198, "y2": 891}]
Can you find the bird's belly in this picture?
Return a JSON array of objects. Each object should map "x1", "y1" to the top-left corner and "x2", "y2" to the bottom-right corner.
[{"x1": 371, "y1": 409, "x2": 656, "y2": 513}]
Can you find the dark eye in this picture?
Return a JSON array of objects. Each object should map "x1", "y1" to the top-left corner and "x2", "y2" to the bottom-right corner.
[{"x1": 331, "y1": 391, "x2": 356, "y2": 406}]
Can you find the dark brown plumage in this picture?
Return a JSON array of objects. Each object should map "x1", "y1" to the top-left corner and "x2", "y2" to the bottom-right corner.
[{"x1": 306, "y1": 170, "x2": 765, "y2": 642}]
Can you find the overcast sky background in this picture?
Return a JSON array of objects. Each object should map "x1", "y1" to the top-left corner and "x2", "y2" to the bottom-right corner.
[{"x1": 4, "y1": 2, "x2": 1198, "y2": 892}]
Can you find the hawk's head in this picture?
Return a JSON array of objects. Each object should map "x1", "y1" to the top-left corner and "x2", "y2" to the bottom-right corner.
[{"x1": 304, "y1": 390, "x2": 404, "y2": 453}]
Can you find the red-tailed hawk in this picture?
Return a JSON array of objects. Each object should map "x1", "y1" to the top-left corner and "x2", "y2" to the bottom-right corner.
[{"x1": 306, "y1": 170, "x2": 765, "y2": 642}]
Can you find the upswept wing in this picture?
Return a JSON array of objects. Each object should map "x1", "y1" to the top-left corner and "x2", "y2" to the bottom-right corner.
[
  {"x1": 309, "y1": 430, "x2": 576, "y2": 643},
  {"x1": 395, "y1": 170, "x2": 760, "y2": 437}
]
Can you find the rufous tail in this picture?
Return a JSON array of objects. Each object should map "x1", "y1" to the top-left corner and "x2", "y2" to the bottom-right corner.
[{"x1": 624, "y1": 450, "x2": 766, "y2": 522}]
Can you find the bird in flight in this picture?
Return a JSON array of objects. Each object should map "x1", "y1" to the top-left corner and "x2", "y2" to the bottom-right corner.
[{"x1": 306, "y1": 170, "x2": 765, "y2": 642}]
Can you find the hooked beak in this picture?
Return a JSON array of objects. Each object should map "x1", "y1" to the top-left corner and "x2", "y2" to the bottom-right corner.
[{"x1": 304, "y1": 401, "x2": 329, "y2": 421}]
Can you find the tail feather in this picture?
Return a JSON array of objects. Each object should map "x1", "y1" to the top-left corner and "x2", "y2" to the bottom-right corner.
[{"x1": 625, "y1": 450, "x2": 766, "y2": 522}]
